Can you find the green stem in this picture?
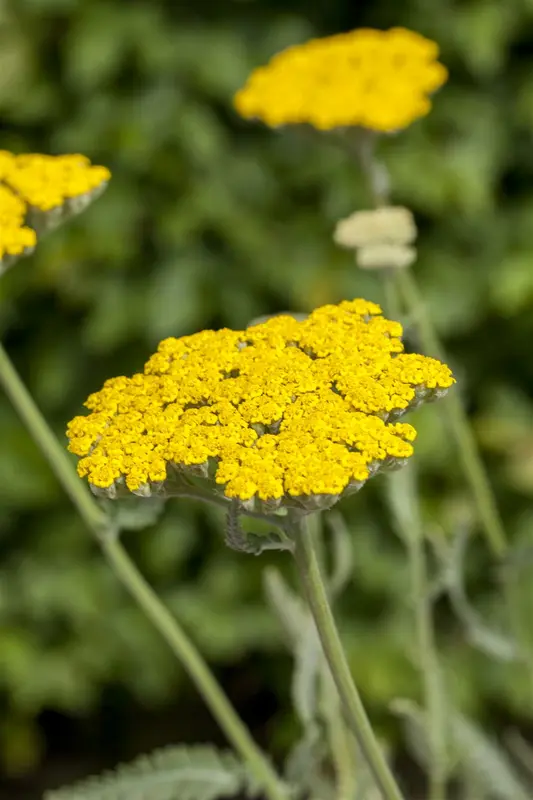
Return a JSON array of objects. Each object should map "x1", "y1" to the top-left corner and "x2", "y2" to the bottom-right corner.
[
  {"x1": 291, "y1": 516, "x2": 405, "y2": 800},
  {"x1": 353, "y1": 129, "x2": 507, "y2": 558},
  {"x1": 390, "y1": 464, "x2": 447, "y2": 800},
  {"x1": 170, "y1": 483, "x2": 287, "y2": 529},
  {"x1": 408, "y1": 529, "x2": 447, "y2": 800},
  {"x1": 0, "y1": 341, "x2": 287, "y2": 800},
  {"x1": 395, "y1": 268, "x2": 507, "y2": 557},
  {"x1": 321, "y1": 666, "x2": 357, "y2": 800},
  {"x1": 102, "y1": 534, "x2": 287, "y2": 800},
  {"x1": 0, "y1": 342, "x2": 106, "y2": 533},
  {"x1": 382, "y1": 267, "x2": 448, "y2": 800}
]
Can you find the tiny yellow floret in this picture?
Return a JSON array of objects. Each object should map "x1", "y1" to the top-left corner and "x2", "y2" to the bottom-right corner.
[
  {"x1": 234, "y1": 27, "x2": 448, "y2": 133},
  {"x1": 67, "y1": 299, "x2": 454, "y2": 509},
  {"x1": 0, "y1": 149, "x2": 110, "y2": 270},
  {"x1": 0, "y1": 151, "x2": 111, "y2": 212},
  {"x1": 0, "y1": 185, "x2": 37, "y2": 261}
]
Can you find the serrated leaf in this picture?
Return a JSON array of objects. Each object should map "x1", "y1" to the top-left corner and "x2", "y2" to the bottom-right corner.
[
  {"x1": 450, "y1": 715, "x2": 530, "y2": 800},
  {"x1": 504, "y1": 729, "x2": 533, "y2": 782},
  {"x1": 384, "y1": 465, "x2": 420, "y2": 545},
  {"x1": 263, "y1": 567, "x2": 308, "y2": 647},
  {"x1": 263, "y1": 568, "x2": 321, "y2": 729},
  {"x1": 443, "y1": 528, "x2": 521, "y2": 662},
  {"x1": 392, "y1": 699, "x2": 531, "y2": 800},
  {"x1": 284, "y1": 727, "x2": 330, "y2": 798},
  {"x1": 44, "y1": 744, "x2": 258, "y2": 800},
  {"x1": 390, "y1": 698, "x2": 433, "y2": 774},
  {"x1": 291, "y1": 619, "x2": 321, "y2": 729},
  {"x1": 325, "y1": 511, "x2": 354, "y2": 600}
]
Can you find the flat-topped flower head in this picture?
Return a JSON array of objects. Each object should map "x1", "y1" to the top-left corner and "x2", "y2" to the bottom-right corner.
[
  {"x1": 0, "y1": 150, "x2": 110, "y2": 272},
  {"x1": 67, "y1": 299, "x2": 454, "y2": 514},
  {"x1": 0, "y1": 185, "x2": 37, "y2": 270},
  {"x1": 234, "y1": 27, "x2": 447, "y2": 132}
]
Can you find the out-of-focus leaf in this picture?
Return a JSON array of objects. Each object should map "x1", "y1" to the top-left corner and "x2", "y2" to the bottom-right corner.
[
  {"x1": 490, "y1": 251, "x2": 533, "y2": 315},
  {"x1": 44, "y1": 745, "x2": 260, "y2": 800},
  {"x1": 63, "y1": 5, "x2": 130, "y2": 91},
  {"x1": 325, "y1": 511, "x2": 354, "y2": 599},
  {"x1": 146, "y1": 258, "x2": 206, "y2": 341},
  {"x1": 451, "y1": 714, "x2": 530, "y2": 800}
]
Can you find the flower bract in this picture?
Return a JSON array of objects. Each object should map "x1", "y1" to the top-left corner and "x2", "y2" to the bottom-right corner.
[
  {"x1": 234, "y1": 27, "x2": 448, "y2": 132},
  {"x1": 67, "y1": 299, "x2": 454, "y2": 513}
]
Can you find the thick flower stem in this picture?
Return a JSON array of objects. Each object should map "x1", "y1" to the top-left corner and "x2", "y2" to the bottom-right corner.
[
  {"x1": 291, "y1": 516, "x2": 405, "y2": 800},
  {"x1": 0, "y1": 341, "x2": 287, "y2": 800},
  {"x1": 321, "y1": 667, "x2": 357, "y2": 800}
]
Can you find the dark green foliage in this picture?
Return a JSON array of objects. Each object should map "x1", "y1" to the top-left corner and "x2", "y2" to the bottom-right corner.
[{"x1": 1, "y1": 0, "x2": 533, "y2": 782}]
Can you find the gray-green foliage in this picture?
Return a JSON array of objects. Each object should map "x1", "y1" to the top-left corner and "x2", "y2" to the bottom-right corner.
[
  {"x1": 264, "y1": 516, "x2": 379, "y2": 800},
  {"x1": 1, "y1": 0, "x2": 533, "y2": 779},
  {"x1": 393, "y1": 698, "x2": 533, "y2": 800},
  {"x1": 43, "y1": 745, "x2": 259, "y2": 800}
]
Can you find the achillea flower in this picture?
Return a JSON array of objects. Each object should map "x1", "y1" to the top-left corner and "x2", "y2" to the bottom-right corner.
[
  {"x1": 234, "y1": 27, "x2": 448, "y2": 132},
  {"x1": 335, "y1": 206, "x2": 418, "y2": 271},
  {"x1": 356, "y1": 243, "x2": 417, "y2": 271},
  {"x1": 67, "y1": 299, "x2": 454, "y2": 513},
  {"x1": 0, "y1": 150, "x2": 110, "y2": 271},
  {"x1": 334, "y1": 207, "x2": 416, "y2": 249},
  {"x1": 0, "y1": 185, "x2": 36, "y2": 271}
]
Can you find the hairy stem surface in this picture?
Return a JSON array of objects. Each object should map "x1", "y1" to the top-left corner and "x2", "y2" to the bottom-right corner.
[{"x1": 291, "y1": 516, "x2": 405, "y2": 800}]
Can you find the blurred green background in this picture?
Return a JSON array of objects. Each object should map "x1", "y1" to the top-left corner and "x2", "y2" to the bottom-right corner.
[{"x1": 2, "y1": 0, "x2": 533, "y2": 796}]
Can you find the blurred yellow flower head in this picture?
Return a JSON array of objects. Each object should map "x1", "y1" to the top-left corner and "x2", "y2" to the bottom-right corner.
[
  {"x1": 0, "y1": 185, "x2": 37, "y2": 265},
  {"x1": 67, "y1": 299, "x2": 454, "y2": 513},
  {"x1": 0, "y1": 151, "x2": 110, "y2": 270},
  {"x1": 234, "y1": 27, "x2": 447, "y2": 132}
]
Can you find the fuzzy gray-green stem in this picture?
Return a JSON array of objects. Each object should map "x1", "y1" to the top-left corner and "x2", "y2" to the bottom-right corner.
[
  {"x1": 291, "y1": 515, "x2": 405, "y2": 800},
  {"x1": 321, "y1": 666, "x2": 358, "y2": 800},
  {"x1": 388, "y1": 464, "x2": 448, "y2": 800},
  {"x1": 383, "y1": 273, "x2": 448, "y2": 800},
  {"x1": 0, "y1": 341, "x2": 288, "y2": 800},
  {"x1": 353, "y1": 130, "x2": 507, "y2": 558},
  {"x1": 394, "y1": 267, "x2": 507, "y2": 558}
]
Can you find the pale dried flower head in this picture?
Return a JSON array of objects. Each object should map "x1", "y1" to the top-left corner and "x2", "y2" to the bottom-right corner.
[
  {"x1": 357, "y1": 243, "x2": 417, "y2": 271},
  {"x1": 334, "y1": 206, "x2": 417, "y2": 250}
]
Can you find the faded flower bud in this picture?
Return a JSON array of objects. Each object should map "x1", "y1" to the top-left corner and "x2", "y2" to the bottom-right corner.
[
  {"x1": 356, "y1": 243, "x2": 417, "y2": 271},
  {"x1": 334, "y1": 206, "x2": 417, "y2": 250}
]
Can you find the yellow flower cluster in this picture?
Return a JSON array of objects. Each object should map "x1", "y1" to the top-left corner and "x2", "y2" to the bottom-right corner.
[
  {"x1": 234, "y1": 27, "x2": 448, "y2": 132},
  {"x1": 67, "y1": 299, "x2": 454, "y2": 510},
  {"x1": 0, "y1": 151, "x2": 110, "y2": 212},
  {"x1": 0, "y1": 185, "x2": 36, "y2": 263},
  {"x1": 0, "y1": 150, "x2": 110, "y2": 267}
]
